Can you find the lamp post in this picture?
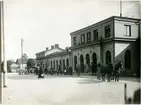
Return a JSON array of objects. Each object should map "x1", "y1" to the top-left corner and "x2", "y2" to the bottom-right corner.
[{"x1": 0, "y1": 1, "x2": 2, "y2": 103}]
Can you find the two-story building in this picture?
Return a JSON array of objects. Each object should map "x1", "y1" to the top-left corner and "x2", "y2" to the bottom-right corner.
[
  {"x1": 35, "y1": 44, "x2": 71, "y2": 71},
  {"x1": 36, "y1": 16, "x2": 140, "y2": 77},
  {"x1": 70, "y1": 16, "x2": 140, "y2": 76}
]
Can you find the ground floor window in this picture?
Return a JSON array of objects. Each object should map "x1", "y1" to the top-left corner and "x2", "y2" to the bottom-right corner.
[
  {"x1": 125, "y1": 50, "x2": 131, "y2": 69},
  {"x1": 106, "y1": 51, "x2": 111, "y2": 65}
]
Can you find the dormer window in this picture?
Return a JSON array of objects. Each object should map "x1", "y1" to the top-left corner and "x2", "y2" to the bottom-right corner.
[{"x1": 105, "y1": 25, "x2": 111, "y2": 38}]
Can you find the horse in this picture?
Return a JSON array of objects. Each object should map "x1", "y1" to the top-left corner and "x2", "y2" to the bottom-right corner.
[
  {"x1": 98, "y1": 63, "x2": 114, "y2": 82},
  {"x1": 114, "y1": 61, "x2": 123, "y2": 82}
]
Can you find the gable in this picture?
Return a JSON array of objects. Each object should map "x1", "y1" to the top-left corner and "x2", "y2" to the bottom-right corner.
[{"x1": 45, "y1": 48, "x2": 64, "y2": 56}]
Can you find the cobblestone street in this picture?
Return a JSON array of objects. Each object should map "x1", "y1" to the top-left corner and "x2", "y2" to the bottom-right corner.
[{"x1": 2, "y1": 74, "x2": 140, "y2": 105}]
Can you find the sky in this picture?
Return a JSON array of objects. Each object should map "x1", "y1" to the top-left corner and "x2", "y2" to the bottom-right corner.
[{"x1": 3, "y1": 0, "x2": 140, "y2": 61}]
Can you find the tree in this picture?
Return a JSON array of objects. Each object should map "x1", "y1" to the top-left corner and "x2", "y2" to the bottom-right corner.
[
  {"x1": 27, "y1": 58, "x2": 35, "y2": 69},
  {"x1": 7, "y1": 60, "x2": 15, "y2": 73}
]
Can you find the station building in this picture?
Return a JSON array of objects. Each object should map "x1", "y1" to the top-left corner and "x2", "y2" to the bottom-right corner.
[
  {"x1": 70, "y1": 16, "x2": 140, "y2": 76},
  {"x1": 36, "y1": 16, "x2": 140, "y2": 76}
]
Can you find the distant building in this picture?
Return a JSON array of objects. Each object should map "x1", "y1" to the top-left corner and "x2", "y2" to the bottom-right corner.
[
  {"x1": 10, "y1": 63, "x2": 19, "y2": 73},
  {"x1": 16, "y1": 59, "x2": 28, "y2": 69},
  {"x1": 46, "y1": 48, "x2": 71, "y2": 71},
  {"x1": 35, "y1": 44, "x2": 66, "y2": 71}
]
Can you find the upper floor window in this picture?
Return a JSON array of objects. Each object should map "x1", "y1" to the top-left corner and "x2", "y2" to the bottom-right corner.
[
  {"x1": 81, "y1": 34, "x2": 85, "y2": 44},
  {"x1": 105, "y1": 25, "x2": 111, "y2": 38},
  {"x1": 124, "y1": 25, "x2": 131, "y2": 36},
  {"x1": 87, "y1": 32, "x2": 91, "y2": 42},
  {"x1": 73, "y1": 37, "x2": 77, "y2": 46},
  {"x1": 93, "y1": 30, "x2": 98, "y2": 40}
]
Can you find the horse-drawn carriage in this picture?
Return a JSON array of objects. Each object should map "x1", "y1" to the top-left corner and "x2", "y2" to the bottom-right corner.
[{"x1": 96, "y1": 61, "x2": 123, "y2": 82}]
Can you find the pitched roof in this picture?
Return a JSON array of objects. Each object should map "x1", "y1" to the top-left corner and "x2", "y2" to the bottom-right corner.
[{"x1": 16, "y1": 59, "x2": 28, "y2": 64}]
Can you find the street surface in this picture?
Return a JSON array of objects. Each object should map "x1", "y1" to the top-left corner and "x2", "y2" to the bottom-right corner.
[{"x1": 2, "y1": 73, "x2": 140, "y2": 105}]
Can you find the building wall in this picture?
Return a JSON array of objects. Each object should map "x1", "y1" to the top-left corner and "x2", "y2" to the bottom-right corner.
[
  {"x1": 102, "y1": 42, "x2": 114, "y2": 65},
  {"x1": 36, "y1": 51, "x2": 45, "y2": 59},
  {"x1": 19, "y1": 64, "x2": 27, "y2": 69},
  {"x1": 114, "y1": 20, "x2": 139, "y2": 38},
  {"x1": 48, "y1": 54, "x2": 70, "y2": 71},
  {"x1": 114, "y1": 41, "x2": 140, "y2": 75},
  {"x1": 71, "y1": 20, "x2": 114, "y2": 47},
  {"x1": 72, "y1": 45, "x2": 101, "y2": 70}
]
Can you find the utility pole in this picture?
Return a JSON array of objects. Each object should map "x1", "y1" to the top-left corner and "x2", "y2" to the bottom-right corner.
[
  {"x1": 1, "y1": 0, "x2": 7, "y2": 88},
  {"x1": 120, "y1": 0, "x2": 122, "y2": 17},
  {"x1": 21, "y1": 39, "x2": 23, "y2": 69},
  {"x1": 0, "y1": 1, "x2": 2, "y2": 103}
]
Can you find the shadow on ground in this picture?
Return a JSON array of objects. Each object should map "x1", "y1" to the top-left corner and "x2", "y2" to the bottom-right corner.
[{"x1": 77, "y1": 78, "x2": 103, "y2": 84}]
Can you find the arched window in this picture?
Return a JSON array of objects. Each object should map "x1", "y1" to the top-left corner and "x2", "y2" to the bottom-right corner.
[
  {"x1": 86, "y1": 54, "x2": 90, "y2": 66},
  {"x1": 53, "y1": 61, "x2": 55, "y2": 69},
  {"x1": 59, "y1": 60, "x2": 61, "y2": 69},
  {"x1": 125, "y1": 50, "x2": 131, "y2": 69},
  {"x1": 63, "y1": 60, "x2": 65, "y2": 69},
  {"x1": 106, "y1": 51, "x2": 111, "y2": 65},
  {"x1": 80, "y1": 55, "x2": 84, "y2": 73},
  {"x1": 92, "y1": 53, "x2": 97, "y2": 64},
  {"x1": 74, "y1": 56, "x2": 77, "y2": 70},
  {"x1": 66, "y1": 59, "x2": 69, "y2": 67},
  {"x1": 56, "y1": 60, "x2": 58, "y2": 69}
]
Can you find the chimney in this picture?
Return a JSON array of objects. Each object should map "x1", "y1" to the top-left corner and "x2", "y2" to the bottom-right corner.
[
  {"x1": 55, "y1": 44, "x2": 59, "y2": 48},
  {"x1": 46, "y1": 47, "x2": 48, "y2": 50},
  {"x1": 51, "y1": 45, "x2": 54, "y2": 49}
]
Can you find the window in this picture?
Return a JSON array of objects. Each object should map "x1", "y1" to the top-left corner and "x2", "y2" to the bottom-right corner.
[
  {"x1": 87, "y1": 32, "x2": 91, "y2": 42},
  {"x1": 73, "y1": 37, "x2": 77, "y2": 46},
  {"x1": 53, "y1": 61, "x2": 55, "y2": 69},
  {"x1": 106, "y1": 51, "x2": 111, "y2": 65},
  {"x1": 105, "y1": 25, "x2": 111, "y2": 38},
  {"x1": 125, "y1": 50, "x2": 131, "y2": 69},
  {"x1": 51, "y1": 61, "x2": 52, "y2": 68},
  {"x1": 81, "y1": 34, "x2": 85, "y2": 43},
  {"x1": 125, "y1": 25, "x2": 131, "y2": 36},
  {"x1": 93, "y1": 30, "x2": 98, "y2": 40}
]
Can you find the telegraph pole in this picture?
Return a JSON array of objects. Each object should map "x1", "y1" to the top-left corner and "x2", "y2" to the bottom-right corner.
[
  {"x1": 120, "y1": 0, "x2": 122, "y2": 17},
  {"x1": 1, "y1": 0, "x2": 7, "y2": 88},
  {"x1": 0, "y1": 1, "x2": 2, "y2": 103}
]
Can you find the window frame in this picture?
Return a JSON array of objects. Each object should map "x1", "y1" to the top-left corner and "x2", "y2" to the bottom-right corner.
[
  {"x1": 86, "y1": 32, "x2": 91, "y2": 43},
  {"x1": 124, "y1": 25, "x2": 131, "y2": 36},
  {"x1": 93, "y1": 29, "x2": 98, "y2": 41},
  {"x1": 73, "y1": 37, "x2": 77, "y2": 46},
  {"x1": 81, "y1": 34, "x2": 85, "y2": 44},
  {"x1": 105, "y1": 25, "x2": 111, "y2": 38}
]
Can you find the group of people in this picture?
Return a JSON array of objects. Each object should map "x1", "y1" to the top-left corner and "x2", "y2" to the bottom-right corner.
[
  {"x1": 34, "y1": 65, "x2": 74, "y2": 76},
  {"x1": 34, "y1": 61, "x2": 122, "y2": 82}
]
